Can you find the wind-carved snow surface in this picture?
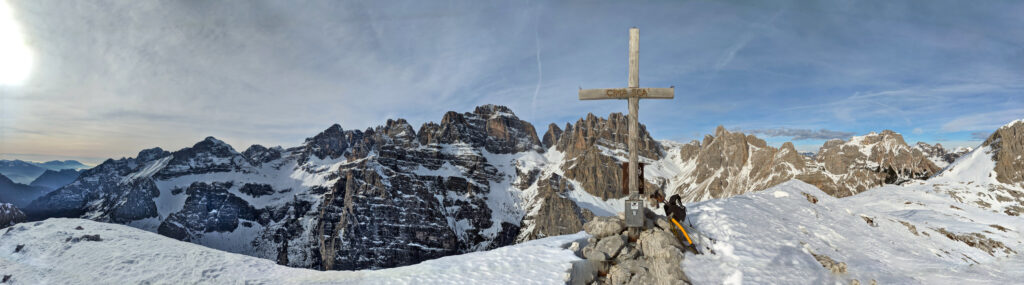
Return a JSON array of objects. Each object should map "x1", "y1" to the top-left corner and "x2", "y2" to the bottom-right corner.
[
  {"x1": 0, "y1": 218, "x2": 586, "y2": 284},
  {"x1": 679, "y1": 144, "x2": 1024, "y2": 284}
]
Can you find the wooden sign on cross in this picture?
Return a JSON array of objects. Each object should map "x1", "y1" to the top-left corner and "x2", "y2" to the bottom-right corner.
[{"x1": 578, "y1": 27, "x2": 674, "y2": 232}]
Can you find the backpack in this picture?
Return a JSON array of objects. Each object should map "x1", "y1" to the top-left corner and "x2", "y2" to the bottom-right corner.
[{"x1": 664, "y1": 194, "x2": 686, "y2": 222}]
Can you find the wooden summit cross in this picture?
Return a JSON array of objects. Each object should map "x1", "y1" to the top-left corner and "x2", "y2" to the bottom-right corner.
[{"x1": 579, "y1": 27, "x2": 674, "y2": 236}]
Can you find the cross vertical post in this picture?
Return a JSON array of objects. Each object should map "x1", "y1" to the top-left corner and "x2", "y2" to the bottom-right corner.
[
  {"x1": 578, "y1": 27, "x2": 675, "y2": 240},
  {"x1": 627, "y1": 27, "x2": 640, "y2": 206}
]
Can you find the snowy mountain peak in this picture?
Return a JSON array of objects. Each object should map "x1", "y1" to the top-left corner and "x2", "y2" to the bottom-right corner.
[
  {"x1": 1001, "y1": 119, "x2": 1024, "y2": 130},
  {"x1": 196, "y1": 136, "x2": 232, "y2": 149}
]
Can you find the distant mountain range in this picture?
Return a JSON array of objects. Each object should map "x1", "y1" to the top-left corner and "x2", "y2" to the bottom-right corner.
[
  {"x1": 29, "y1": 169, "x2": 82, "y2": 190},
  {"x1": 0, "y1": 173, "x2": 50, "y2": 208},
  {"x1": 0, "y1": 159, "x2": 88, "y2": 185},
  {"x1": 20, "y1": 104, "x2": 1019, "y2": 273},
  {"x1": 0, "y1": 160, "x2": 85, "y2": 208}
]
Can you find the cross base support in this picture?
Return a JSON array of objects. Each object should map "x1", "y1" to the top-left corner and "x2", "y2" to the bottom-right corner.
[
  {"x1": 625, "y1": 198, "x2": 644, "y2": 240},
  {"x1": 624, "y1": 199, "x2": 644, "y2": 227}
]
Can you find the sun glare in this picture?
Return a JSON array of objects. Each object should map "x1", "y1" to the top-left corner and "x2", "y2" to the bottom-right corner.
[{"x1": 0, "y1": 0, "x2": 33, "y2": 86}]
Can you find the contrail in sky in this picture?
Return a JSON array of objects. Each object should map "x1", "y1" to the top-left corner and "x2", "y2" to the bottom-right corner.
[{"x1": 530, "y1": 20, "x2": 543, "y2": 121}]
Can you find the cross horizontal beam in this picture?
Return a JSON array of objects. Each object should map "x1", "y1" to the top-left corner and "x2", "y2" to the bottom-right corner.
[{"x1": 578, "y1": 87, "x2": 674, "y2": 100}]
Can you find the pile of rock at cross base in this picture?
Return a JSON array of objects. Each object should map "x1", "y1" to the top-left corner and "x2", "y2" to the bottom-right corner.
[{"x1": 567, "y1": 210, "x2": 693, "y2": 285}]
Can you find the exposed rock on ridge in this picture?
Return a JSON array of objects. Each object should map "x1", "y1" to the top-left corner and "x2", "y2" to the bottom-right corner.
[
  {"x1": 670, "y1": 127, "x2": 942, "y2": 201},
  {"x1": 982, "y1": 120, "x2": 1024, "y2": 187},
  {"x1": 674, "y1": 126, "x2": 806, "y2": 202},
  {"x1": 802, "y1": 130, "x2": 941, "y2": 197}
]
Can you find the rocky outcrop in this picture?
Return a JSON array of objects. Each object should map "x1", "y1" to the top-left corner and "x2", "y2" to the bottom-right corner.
[
  {"x1": 555, "y1": 113, "x2": 662, "y2": 200},
  {"x1": 571, "y1": 213, "x2": 690, "y2": 284},
  {"x1": 156, "y1": 137, "x2": 250, "y2": 179},
  {"x1": 517, "y1": 174, "x2": 596, "y2": 242},
  {"x1": 669, "y1": 127, "x2": 943, "y2": 201},
  {"x1": 913, "y1": 142, "x2": 972, "y2": 169},
  {"x1": 555, "y1": 113, "x2": 661, "y2": 160},
  {"x1": 157, "y1": 181, "x2": 260, "y2": 240},
  {"x1": 982, "y1": 120, "x2": 1024, "y2": 187},
  {"x1": 674, "y1": 126, "x2": 806, "y2": 202},
  {"x1": 542, "y1": 123, "x2": 563, "y2": 149},
  {"x1": 418, "y1": 105, "x2": 543, "y2": 154},
  {"x1": 804, "y1": 130, "x2": 941, "y2": 197},
  {"x1": 0, "y1": 203, "x2": 26, "y2": 228},
  {"x1": 242, "y1": 145, "x2": 283, "y2": 167}
]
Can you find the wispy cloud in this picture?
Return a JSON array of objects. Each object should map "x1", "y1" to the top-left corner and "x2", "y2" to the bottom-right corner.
[
  {"x1": 529, "y1": 15, "x2": 543, "y2": 122},
  {"x1": 942, "y1": 108, "x2": 1024, "y2": 132},
  {"x1": 971, "y1": 131, "x2": 991, "y2": 140},
  {"x1": 3, "y1": 0, "x2": 1024, "y2": 162},
  {"x1": 744, "y1": 128, "x2": 855, "y2": 141}
]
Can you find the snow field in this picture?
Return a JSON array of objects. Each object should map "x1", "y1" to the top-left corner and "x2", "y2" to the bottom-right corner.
[{"x1": 0, "y1": 218, "x2": 587, "y2": 284}]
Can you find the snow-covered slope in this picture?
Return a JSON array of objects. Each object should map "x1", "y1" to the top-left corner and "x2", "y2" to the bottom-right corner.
[
  {"x1": 679, "y1": 137, "x2": 1024, "y2": 283},
  {"x1": 0, "y1": 218, "x2": 585, "y2": 284}
]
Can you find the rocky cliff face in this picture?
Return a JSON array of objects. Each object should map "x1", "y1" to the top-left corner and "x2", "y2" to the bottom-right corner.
[
  {"x1": 672, "y1": 126, "x2": 806, "y2": 202},
  {"x1": 982, "y1": 120, "x2": 1024, "y2": 187},
  {"x1": 516, "y1": 174, "x2": 596, "y2": 242},
  {"x1": 555, "y1": 113, "x2": 662, "y2": 200},
  {"x1": 506, "y1": 112, "x2": 664, "y2": 242}
]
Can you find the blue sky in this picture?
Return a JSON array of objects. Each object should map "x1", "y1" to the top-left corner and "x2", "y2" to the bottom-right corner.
[{"x1": 0, "y1": 0, "x2": 1022, "y2": 164}]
